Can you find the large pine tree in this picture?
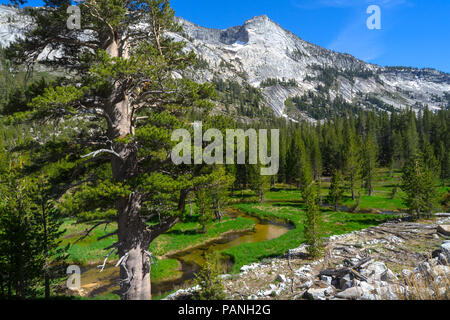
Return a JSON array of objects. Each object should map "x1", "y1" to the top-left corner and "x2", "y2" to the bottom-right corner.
[{"x1": 7, "y1": 0, "x2": 220, "y2": 300}]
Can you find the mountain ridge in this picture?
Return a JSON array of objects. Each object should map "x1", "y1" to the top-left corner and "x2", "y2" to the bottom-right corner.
[
  {"x1": 1, "y1": 5, "x2": 449, "y2": 120},
  {"x1": 173, "y1": 13, "x2": 450, "y2": 119}
]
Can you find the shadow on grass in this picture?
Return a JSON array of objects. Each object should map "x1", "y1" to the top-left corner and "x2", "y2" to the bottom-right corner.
[
  {"x1": 269, "y1": 201, "x2": 304, "y2": 209},
  {"x1": 166, "y1": 229, "x2": 203, "y2": 236}
]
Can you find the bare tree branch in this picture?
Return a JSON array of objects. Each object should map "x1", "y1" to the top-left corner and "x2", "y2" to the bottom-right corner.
[
  {"x1": 97, "y1": 247, "x2": 118, "y2": 272},
  {"x1": 82, "y1": 148, "x2": 123, "y2": 161}
]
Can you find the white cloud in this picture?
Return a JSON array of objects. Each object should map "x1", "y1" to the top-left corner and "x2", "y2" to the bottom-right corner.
[
  {"x1": 327, "y1": 19, "x2": 386, "y2": 61},
  {"x1": 292, "y1": 0, "x2": 412, "y2": 62}
]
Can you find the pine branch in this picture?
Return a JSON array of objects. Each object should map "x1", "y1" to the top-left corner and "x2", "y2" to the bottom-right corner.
[
  {"x1": 73, "y1": 221, "x2": 111, "y2": 244},
  {"x1": 97, "y1": 230, "x2": 118, "y2": 241}
]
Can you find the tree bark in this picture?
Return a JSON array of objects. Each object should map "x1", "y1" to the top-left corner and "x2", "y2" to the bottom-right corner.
[
  {"x1": 110, "y1": 120, "x2": 152, "y2": 300},
  {"x1": 368, "y1": 186, "x2": 373, "y2": 197},
  {"x1": 117, "y1": 192, "x2": 151, "y2": 300},
  {"x1": 108, "y1": 87, "x2": 154, "y2": 299},
  {"x1": 103, "y1": 36, "x2": 153, "y2": 300}
]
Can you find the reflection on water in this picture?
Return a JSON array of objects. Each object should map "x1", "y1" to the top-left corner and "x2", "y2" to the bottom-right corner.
[{"x1": 80, "y1": 209, "x2": 292, "y2": 298}]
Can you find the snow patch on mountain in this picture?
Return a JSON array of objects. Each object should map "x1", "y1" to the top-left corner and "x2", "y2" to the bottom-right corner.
[{"x1": 1, "y1": 5, "x2": 449, "y2": 119}]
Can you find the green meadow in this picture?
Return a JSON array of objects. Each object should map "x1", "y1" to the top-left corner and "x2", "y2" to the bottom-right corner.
[{"x1": 60, "y1": 168, "x2": 448, "y2": 298}]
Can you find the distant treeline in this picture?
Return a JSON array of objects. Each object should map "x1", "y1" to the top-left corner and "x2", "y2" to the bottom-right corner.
[{"x1": 232, "y1": 108, "x2": 449, "y2": 192}]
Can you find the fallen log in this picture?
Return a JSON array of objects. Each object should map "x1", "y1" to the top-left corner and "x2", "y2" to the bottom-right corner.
[{"x1": 319, "y1": 257, "x2": 372, "y2": 282}]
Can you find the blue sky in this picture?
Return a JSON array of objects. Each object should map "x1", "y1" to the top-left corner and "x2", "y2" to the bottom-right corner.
[{"x1": 3, "y1": 0, "x2": 450, "y2": 72}]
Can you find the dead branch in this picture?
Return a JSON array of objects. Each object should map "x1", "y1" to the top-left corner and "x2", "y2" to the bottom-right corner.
[
  {"x1": 97, "y1": 247, "x2": 118, "y2": 272},
  {"x1": 319, "y1": 257, "x2": 372, "y2": 282},
  {"x1": 81, "y1": 148, "x2": 123, "y2": 161},
  {"x1": 116, "y1": 253, "x2": 132, "y2": 285}
]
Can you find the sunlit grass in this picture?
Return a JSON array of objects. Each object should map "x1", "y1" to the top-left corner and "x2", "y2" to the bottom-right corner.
[
  {"x1": 61, "y1": 215, "x2": 255, "y2": 265},
  {"x1": 223, "y1": 202, "x2": 397, "y2": 273},
  {"x1": 222, "y1": 168, "x2": 448, "y2": 273},
  {"x1": 152, "y1": 258, "x2": 181, "y2": 282},
  {"x1": 149, "y1": 216, "x2": 255, "y2": 256}
]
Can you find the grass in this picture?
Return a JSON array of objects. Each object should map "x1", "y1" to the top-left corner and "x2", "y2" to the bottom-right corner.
[
  {"x1": 58, "y1": 168, "x2": 449, "y2": 297},
  {"x1": 391, "y1": 269, "x2": 449, "y2": 300},
  {"x1": 60, "y1": 219, "x2": 118, "y2": 265},
  {"x1": 223, "y1": 202, "x2": 397, "y2": 273},
  {"x1": 149, "y1": 216, "x2": 255, "y2": 256},
  {"x1": 151, "y1": 259, "x2": 181, "y2": 282},
  {"x1": 61, "y1": 215, "x2": 255, "y2": 265},
  {"x1": 222, "y1": 169, "x2": 448, "y2": 273}
]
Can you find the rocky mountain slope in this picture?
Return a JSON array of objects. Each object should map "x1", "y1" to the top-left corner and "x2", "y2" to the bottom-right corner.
[
  {"x1": 175, "y1": 15, "x2": 450, "y2": 120},
  {"x1": 0, "y1": 5, "x2": 28, "y2": 47},
  {"x1": 1, "y1": 5, "x2": 450, "y2": 121}
]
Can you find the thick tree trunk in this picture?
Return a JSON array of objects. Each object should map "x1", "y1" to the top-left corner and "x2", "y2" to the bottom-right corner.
[
  {"x1": 117, "y1": 192, "x2": 151, "y2": 300},
  {"x1": 119, "y1": 242, "x2": 151, "y2": 300},
  {"x1": 109, "y1": 117, "x2": 152, "y2": 300},
  {"x1": 105, "y1": 36, "x2": 153, "y2": 300},
  {"x1": 108, "y1": 90, "x2": 153, "y2": 299}
]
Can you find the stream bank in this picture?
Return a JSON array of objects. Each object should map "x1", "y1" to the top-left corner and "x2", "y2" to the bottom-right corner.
[{"x1": 73, "y1": 209, "x2": 293, "y2": 299}]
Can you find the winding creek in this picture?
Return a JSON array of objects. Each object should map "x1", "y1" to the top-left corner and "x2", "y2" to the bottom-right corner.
[{"x1": 79, "y1": 209, "x2": 293, "y2": 298}]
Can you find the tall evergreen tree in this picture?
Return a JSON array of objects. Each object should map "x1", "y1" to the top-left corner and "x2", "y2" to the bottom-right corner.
[
  {"x1": 344, "y1": 125, "x2": 361, "y2": 200},
  {"x1": 327, "y1": 170, "x2": 344, "y2": 211},
  {"x1": 404, "y1": 109, "x2": 419, "y2": 161},
  {"x1": 8, "y1": 0, "x2": 219, "y2": 300},
  {"x1": 29, "y1": 176, "x2": 67, "y2": 299},
  {"x1": 391, "y1": 130, "x2": 404, "y2": 170},
  {"x1": 310, "y1": 129, "x2": 322, "y2": 182},
  {"x1": 362, "y1": 132, "x2": 377, "y2": 196},
  {"x1": 248, "y1": 162, "x2": 270, "y2": 203},
  {"x1": 401, "y1": 152, "x2": 439, "y2": 219},
  {"x1": 196, "y1": 188, "x2": 214, "y2": 234},
  {"x1": 304, "y1": 186, "x2": 323, "y2": 258},
  {"x1": 0, "y1": 159, "x2": 42, "y2": 298},
  {"x1": 286, "y1": 132, "x2": 303, "y2": 187}
]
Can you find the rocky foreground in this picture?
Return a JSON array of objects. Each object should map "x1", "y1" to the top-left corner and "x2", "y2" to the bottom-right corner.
[{"x1": 166, "y1": 214, "x2": 450, "y2": 300}]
